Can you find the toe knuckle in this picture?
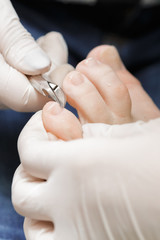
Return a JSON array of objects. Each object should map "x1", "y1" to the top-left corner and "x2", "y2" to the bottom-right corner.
[{"x1": 114, "y1": 84, "x2": 129, "y2": 98}]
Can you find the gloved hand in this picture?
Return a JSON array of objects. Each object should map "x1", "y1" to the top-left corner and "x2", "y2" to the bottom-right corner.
[
  {"x1": 12, "y1": 111, "x2": 160, "y2": 240},
  {"x1": 0, "y1": 0, "x2": 71, "y2": 111}
]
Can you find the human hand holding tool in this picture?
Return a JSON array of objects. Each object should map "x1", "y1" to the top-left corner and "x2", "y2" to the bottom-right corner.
[
  {"x1": 29, "y1": 74, "x2": 66, "y2": 108},
  {"x1": 0, "y1": 0, "x2": 71, "y2": 111}
]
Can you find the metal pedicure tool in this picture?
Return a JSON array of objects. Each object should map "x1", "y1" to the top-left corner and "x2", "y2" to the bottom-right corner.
[{"x1": 30, "y1": 75, "x2": 66, "y2": 108}]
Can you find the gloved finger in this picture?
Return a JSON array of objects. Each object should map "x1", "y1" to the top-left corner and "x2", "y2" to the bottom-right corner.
[
  {"x1": 37, "y1": 32, "x2": 74, "y2": 87},
  {"x1": 24, "y1": 217, "x2": 83, "y2": 240},
  {"x1": 0, "y1": 0, "x2": 50, "y2": 75},
  {"x1": 18, "y1": 111, "x2": 64, "y2": 179},
  {"x1": 18, "y1": 110, "x2": 85, "y2": 179},
  {"x1": 0, "y1": 53, "x2": 49, "y2": 111},
  {"x1": 37, "y1": 32, "x2": 68, "y2": 70},
  {"x1": 0, "y1": 32, "x2": 71, "y2": 111},
  {"x1": 12, "y1": 164, "x2": 50, "y2": 221},
  {"x1": 0, "y1": 30, "x2": 72, "y2": 110},
  {"x1": 24, "y1": 218, "x2": 54, "y2": 240},
  {"x1": 18, "y1": 112, "x2": 98, "y2": 180}
]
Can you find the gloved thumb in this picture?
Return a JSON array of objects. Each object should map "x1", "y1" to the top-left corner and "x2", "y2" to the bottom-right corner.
[{"x1": 0, "y1": 0, "x2": 51, "y2": 75}]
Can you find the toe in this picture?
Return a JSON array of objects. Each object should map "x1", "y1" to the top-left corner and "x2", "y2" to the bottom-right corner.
[
  {"x1": 63, "y1": 70, "x2": 112, "y2": 124},
  {"x1": 42, "y1": 101, "x2": 82, "y2": 141},
  {"x1": 87, "y1": 45, "x2": 160, "y2": 121},
  {"x1": 76, "y1": 58, "x2": 132, "y2": 123},
  {"x1": 87, "y1": 45, "x2": 125, "y2": 72},
  {"x1": 87, "y1": 45, "x2": 140, "y2": 86}
]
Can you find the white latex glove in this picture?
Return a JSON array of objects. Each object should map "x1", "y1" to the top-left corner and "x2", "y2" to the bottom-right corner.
[
  {"x1": 0, "y1": 0, "x2": 71, "y2": 111},
  {"x1": 12, "y1": 111, "x2": 160, "y2": 240}
]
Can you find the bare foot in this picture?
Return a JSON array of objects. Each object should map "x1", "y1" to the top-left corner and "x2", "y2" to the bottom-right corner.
[
  {"x1": 87, "y1": 45, "x2": 160, "y2": 122},
  {"x1": 42, "y1": 45, "x2": 160, "y2": 139}
]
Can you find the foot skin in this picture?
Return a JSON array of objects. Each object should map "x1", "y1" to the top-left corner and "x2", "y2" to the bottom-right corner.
[
  {"x1": 87, "y1": 45, "x2": 160, "y2": 122},
  {"x1": 63, "y1": 57, "x2": 132, "y2": 125},
  {"x1": 62, "y1": 45, "x2": 160, "y2": 124},
  {"x1": 42, "y1": 45, "x2": 160, "y2": 140},
  {"x1": 42, "y1": 101, "x2": 82, "y2": 141}
]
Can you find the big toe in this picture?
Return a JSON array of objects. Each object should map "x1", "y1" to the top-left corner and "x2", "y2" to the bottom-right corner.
[{"x1": 42, "y1": 102, "x2": 82, "y2": 141}]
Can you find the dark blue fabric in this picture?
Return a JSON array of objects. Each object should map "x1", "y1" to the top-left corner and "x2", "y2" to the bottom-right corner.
[
  {"x1": 119, "y1": 27, "x2": 160, "y2": 106},
  {"x1": 0, "y1": 2, "x2": 159, "y2": 239},
  {"x1": 0, "y1": 195, "x2": 25, "y2": 240},
  {"x1": 0, "y1": 111, "x2": 31, "y2": 240}
]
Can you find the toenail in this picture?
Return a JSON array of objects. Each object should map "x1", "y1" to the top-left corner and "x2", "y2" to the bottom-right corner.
[
  {"x1": 45, "y1": 101, "x2": 63, "y2": 115},
  {"x1": 84, "y1": 57, "x2": 100, "y2": 66},
  {"x1": 69, "y1": 72, "x2": 84, "y2": 86}
]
